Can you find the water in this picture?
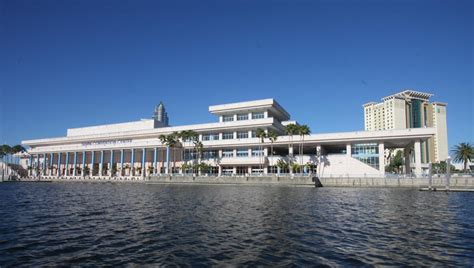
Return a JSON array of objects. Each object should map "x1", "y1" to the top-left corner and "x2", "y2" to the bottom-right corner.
[{"x1": 0, "y1": 183, "x2": 473, "y2": 266}]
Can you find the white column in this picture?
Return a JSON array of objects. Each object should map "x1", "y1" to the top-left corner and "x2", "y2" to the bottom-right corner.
[
  {"x1": 233, "y1": 131, "x2": 237, "y2": 139},
  {"x1": 248, "y1": 112, "x2": 252, "y2": 120},
  {"x1": 316, "y1": 145, "x2": 322, "y2": 177},
  {"x1": 233, "y1": 114, "x2": 237, "y2": 121},
  {"x1": 73, "y1": 152, "x2": 77, "y2": 176},
  {"x1": 219, "y1": 116, "x2": 223, "y2": 122},
  {"x1": 233, "y1": 166, "x2": 237, "y2": 175},
  {"x1": 346, "y1": 144, "x2": 351, "y2": 156},
  {"x1": 247, "y1": 166, "x2": 252, "y2": 175},
  {"x1": 218, "y1": 165, "x2": 222, "y2": 176},
  {"x1": 248, "y1": 130, "x2": 253, "y2": 138},
  {"x1": 264, "y1": 111, "x2": 269, "y2": 118},
  {"x1": 219, "y1": 133, "x2": 223, "y2": 140},
  {"x1": 414, "y1": 140, "x2": 422, "y2": 177},
  {"x1": 378, "y1": 143, "x2": 385, "y2": 175},
  {"x1": 289, "y1": 145, "x2": 294, "y2": 157}
]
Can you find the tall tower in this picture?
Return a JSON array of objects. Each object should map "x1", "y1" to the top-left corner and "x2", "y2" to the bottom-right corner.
[
  {"x1": 363, "y1": 90, "x2": 448, "y2": 163},
  {"x1": 153, "y1": 101, "x2": 169, "y2": 126}
]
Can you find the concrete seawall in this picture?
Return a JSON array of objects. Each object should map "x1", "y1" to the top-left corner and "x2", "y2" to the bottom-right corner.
[
  {"x1": 148, "y1": 175, "x2": 318, "y2": 187},
  {"x1": 319, "y1": 176, "x2": 474, "y2": 188},
  {"x1": 6, "y1": 175, "x2": 474, "y2": 189}
]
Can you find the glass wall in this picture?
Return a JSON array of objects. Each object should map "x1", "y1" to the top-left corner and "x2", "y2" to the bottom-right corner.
[
  {"x1": 351, "y1": 143, "x2": 379, "y2": 169},
  {"x1": 410, "y1": 99, "x2": 422, "y2": 128}
]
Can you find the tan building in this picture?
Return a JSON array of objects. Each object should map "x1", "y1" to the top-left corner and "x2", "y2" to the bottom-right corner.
[{"x1": 363, "y1": 90, "x2": 448, "y2": 163}]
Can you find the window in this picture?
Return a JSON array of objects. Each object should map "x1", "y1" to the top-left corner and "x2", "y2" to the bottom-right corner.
[
  {"x1": 251, "y1": 130, "x2": 257, "y2": 138},
  {"x1": 223, "y1": 115, "x2": 234, "y2": 122},
  {"x1": 252, "y1": 112, "x2": 264, "y2": 119},
  {"x1": 251, "y1": 167, "x2": 263, "y2": 174},
  {"x1": 222, "y1": 132, "x2": 234, "y2": 140},
  {"x1": 252, "y1": 148, "x2": 263, "y2": 157},
  {"x1": 237, "y1": 149, "x2": 248, "y2": 157},
  {"x1": 202, "y1": 150, "x2": 218, "y2": 159},
  {"x1": 237, "y1": 114, "x2": 248, "y2": 121},
  {"x1": 222, "y1": 168, "x2": 234, "y2": 175},
  {"x1": 237, "y1": 131, "x2": 248, "y2": 139},
  {"x1": 222, "y1": 149, "x2": 234, "y2": 158},
  {"x1": 202, "y1": 133, "x2": 219, "y2": 141},
  {"x1": 351, "y1": 143, "x2": 379, "y2": 169}
]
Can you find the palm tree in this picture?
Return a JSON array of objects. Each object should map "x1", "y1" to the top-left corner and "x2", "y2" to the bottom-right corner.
[
  {"x1": 256, "y1": 128, "x2": 267, "y2": 172},
  {"x1": 193, "y1": 141, "x2": 204, "y2": 173},
  {"x1": 451, "y1": 142, "x2": 473, "y2": 172},
  {"x1": 284, "y1": 124, "x2": 298, "y2": 158},
  {"x1": 297, "y1": 125, "x2": 311, "y2": 167},
  {"x1": 1, "y1": 145, "x2": 12, "y2": 163},
  {"x1": 159, "y1": 133, "x2": 179, "y2": 174},
  {"x1": 276, "y1": 158, "x2": 288, "y2": 174},
  {"x1": 267, "y1": 130, "x2": 278, "y2": 170}
]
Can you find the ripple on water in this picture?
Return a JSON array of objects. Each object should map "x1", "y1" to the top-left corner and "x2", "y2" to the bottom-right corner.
[{"x1": 0, "y1": 183, "x2": 473, "y2": 266}]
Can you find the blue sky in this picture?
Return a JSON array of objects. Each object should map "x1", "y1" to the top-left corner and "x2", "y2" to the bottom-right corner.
[{"x1": 1, "y1": 0, "x2": 473, "y2": 150}]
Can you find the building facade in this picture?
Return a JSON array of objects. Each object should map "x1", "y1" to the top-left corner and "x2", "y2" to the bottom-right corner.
[
  {"x1": 363, "y1": 90, "x2": 448, "y2": 163},
  {"x1": 22, "y1": 99, "x2": 436, "y2": 179}
]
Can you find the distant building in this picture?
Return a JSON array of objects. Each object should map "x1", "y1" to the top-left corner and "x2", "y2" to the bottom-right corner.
[
  {"x1": 363, "y1": 90, "x2": 448, "y2": 163},
  {"x1": 152, "y1": 101, "x2": 169, "y2": 127}
]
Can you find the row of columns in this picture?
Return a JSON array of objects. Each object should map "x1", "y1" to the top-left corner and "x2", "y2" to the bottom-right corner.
[
  {"x1": 28, "y1": 140, "x2": 426, "y2": 178},
  {"x1": 29, "y1": 148, "x2": 172, "y2": 177}
]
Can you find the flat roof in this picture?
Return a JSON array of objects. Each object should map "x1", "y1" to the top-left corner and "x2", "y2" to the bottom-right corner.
[{"x1": 208, "y1": 98, "x2": 290, "y2": 121}]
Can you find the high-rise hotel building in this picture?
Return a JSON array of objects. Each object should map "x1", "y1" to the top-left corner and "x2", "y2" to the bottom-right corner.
[{"x1": 363, "y1": 90, "x2": 448, "y2": 163}]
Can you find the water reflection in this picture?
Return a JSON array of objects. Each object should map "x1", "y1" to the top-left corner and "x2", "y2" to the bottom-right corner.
[{"x1": 0, "y1": 183, "x2": 472, "y2": 266}]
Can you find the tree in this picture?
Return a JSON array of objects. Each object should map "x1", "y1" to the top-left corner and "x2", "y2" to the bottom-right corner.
[
  {"x1": 267, "y1": 130, "x2": 278, "y2": 169},
  {"x1": 297, "y1": 125, "x2": 311, "y2": 166},
  {"x1": 276, "y1": 158, "x2": 289, "y2": 173},
  {"x1": 178, "y1": 130, "x2": 198, "y2": 166},
  {"x1": 159, "y1": 133, "x2": 179, "y2": 174},
  {"x1": 432, "y1": 161, "x2": 455, "y2": 174},
  {"x1": 386, "y1": 150, "x2": 404, "y2": 173},
  {"x1": 11, "y1": 145, "x2": 27, "y2": 154},
  {"x1": 256, "y1": 128, "x2": 267, "y2": 171},
  {"x1": 289, "y1": 161, "x2": 300, "y2": 174},
  {"x1": 193, "y1": 140, "x2": 203, "y2": 166},
  {"x1": 284, "y1": 124, "x2": 298, "y2": 158},
  {"x1": 451, "y1": 142, "x2": 473, "y2": 172},
  {"x1": 1, "y1": 145, "x2": 12, "y2": 162}
]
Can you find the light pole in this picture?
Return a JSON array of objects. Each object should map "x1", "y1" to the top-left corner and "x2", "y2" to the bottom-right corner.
[{"x1": 446, "y1": 156, "x2": 451, "y2": 191}]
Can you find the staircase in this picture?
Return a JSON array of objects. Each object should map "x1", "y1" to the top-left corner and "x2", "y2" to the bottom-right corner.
[
  {"x1": 0, "y1": 162, "x2": 28, "y2": 180},
  {"x1": 318, "y1": 154, "x2": 382, "y2": 178}
]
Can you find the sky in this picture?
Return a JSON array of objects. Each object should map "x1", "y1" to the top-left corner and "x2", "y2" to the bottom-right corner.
[{"x1": 1, "y1": 0, "x2": 473, "y2": 151}]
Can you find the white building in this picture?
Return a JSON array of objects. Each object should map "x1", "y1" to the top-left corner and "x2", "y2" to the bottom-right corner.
[
  {"x1": 363, "y1": 90, "x2": 448, "y2": 163},
  {"x1": 21, "y1": 99, "x2": 436, "y2": 179}
]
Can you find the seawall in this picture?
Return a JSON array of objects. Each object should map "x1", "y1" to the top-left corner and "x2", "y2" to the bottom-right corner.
[{"x1": 5, "y1": 175, "x2": 474, "y2": 189}]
